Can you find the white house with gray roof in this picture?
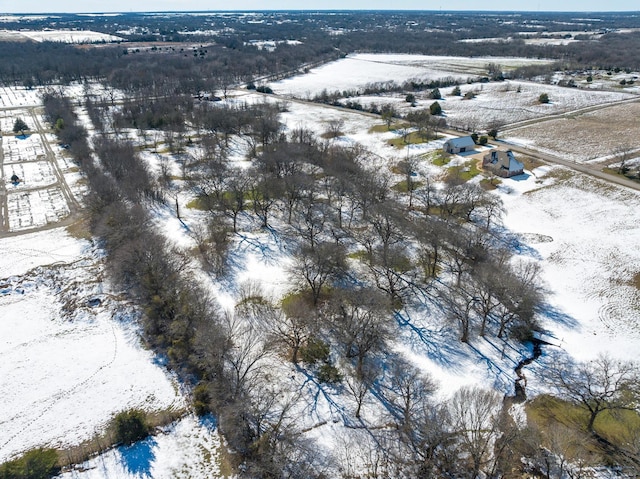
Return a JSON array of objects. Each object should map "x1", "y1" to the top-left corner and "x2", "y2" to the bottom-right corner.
[{"x1": 443, "y1": 136, "x2": 476, "y2": 154}]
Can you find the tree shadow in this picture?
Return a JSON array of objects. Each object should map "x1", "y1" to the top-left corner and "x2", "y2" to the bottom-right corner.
[
  {"x1": 394, "y1": 309, "x2": 469, "y2": 373},
  {"x1": 538, "y1": 302, "x2": 580, "y2": 330},
  {"x1": 118, "y1": 436, "x2": 157, "y2": 477}
]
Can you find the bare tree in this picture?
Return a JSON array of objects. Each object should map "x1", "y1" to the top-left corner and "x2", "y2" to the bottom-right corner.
[
  {"x1": 267, "y1": 295, "x2": 315, "y2": 364},
  {"x1": 547, "y1": 353, "x2": 640, "y2": 433},
  {"x1": 447, "y1": 386, "x2": 503, "y2": 479},
  {"x1": 330, "y1": 287, "x2": 392, "y2": 378},
  {"x1": 290, "y1": 242, "x2": 347, "y2": 306}
]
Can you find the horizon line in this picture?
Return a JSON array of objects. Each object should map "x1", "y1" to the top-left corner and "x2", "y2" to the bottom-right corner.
[{"x1": 2, "y1": 9, "x2": 640, "y2": 14}]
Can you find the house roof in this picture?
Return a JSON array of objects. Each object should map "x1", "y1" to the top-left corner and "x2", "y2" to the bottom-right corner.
[
  {"x1": 484, "y1": 149, "x2": 524, "y2": 173},
  {"x1": 445, "y1": 136, "x2": 476, "y2": 149}
]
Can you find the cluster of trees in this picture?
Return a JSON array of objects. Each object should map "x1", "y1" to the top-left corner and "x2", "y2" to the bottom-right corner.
[
  {"x1": 15, "y1": 12, "x2": 638, "y2": 475},
  {"x1": 34, "y1": 57, "x2": 640, "y2": 475}
]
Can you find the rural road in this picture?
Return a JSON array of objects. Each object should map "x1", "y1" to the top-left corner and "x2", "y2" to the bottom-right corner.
[{"x1": 277, "y1": 90, "x2": 640, "y2": 193}]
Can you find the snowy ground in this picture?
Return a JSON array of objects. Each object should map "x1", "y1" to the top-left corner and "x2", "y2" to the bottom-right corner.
[
  {"x1": 272, "y1": 53, "x2": 554, "y2": 99},
  {"x1": 503, "y1": 100, "x2": 640, "y2": 163},
  {"x1": 496, "y1": 168, "x2": 640, "y2": 368},
  {"x1": 0, "y1": 86, "x2": 42, "y2": 108},
  {"x1": 56, "y1": 416, "x2": 222, "y2": 479},
  {"x1": 0, "y1": 229, "x2": 187, "y2": 463},
  {"x1": 1, "y1": 30, "x2": 123, "y2": 43},
  {"x1": 2, "y1": 60, "x2": 639, "y2": 475}
]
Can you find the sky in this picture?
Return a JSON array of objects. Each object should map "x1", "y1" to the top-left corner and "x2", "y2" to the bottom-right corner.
[{"x1": 1, "y1": 0, "x2": 637, "y2": 13}]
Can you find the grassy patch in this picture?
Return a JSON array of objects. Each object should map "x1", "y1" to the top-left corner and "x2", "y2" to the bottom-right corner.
[
  {"x1": 429, "y1": 151, "x2": 450, "y2": 166},
  {"x1": 320, "y1": 131, "x2": 343, "y2": 139},
  {"x1": 446, "y1": 160, "x2": 481, "y2": 182},
  {"x1": 527, "y1": 394, "x2": 640, "y2": 456},
  {"x1": 368, "y1": 121, "x2": 410, "y2": 133},
  {"x1": 480, "y1": 178, "x2": 501, "y2": 190},
  {"x1": 66, "y1": 215, "x2": 92, "y2": 240},
  {"x1": 216, "y1": 437, "x2": 239, "y2": 478},
  {"x1": 387, "y1": 131, "x2": 430, "y2": 148},
  {"x1": 392, "y1": 179, "x2": 424, "y2": 193},
  {"x1": 527, "y1": 394, "x2": 586, "y2": 430},
  {"x1": 0, "y1": 448, "x2": 60, "y2": 479},
  {"x1": 186, "y1": 196, "x2": 210, "y2": 210},
  {"x1": 631, "y1": 272, "x2": 640, "y2": 290},
  {"x1": 520, "y1": 155, "x2": 545, "y2": 171},
  {"x1": 347, "y1": 249, "x2": 370, "y2": 262}
]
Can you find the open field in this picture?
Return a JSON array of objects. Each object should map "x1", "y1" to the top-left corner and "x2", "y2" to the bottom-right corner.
[
  {"x1": 0, "y1": 230, "x2": 186, "y2": 463},
  {"x1": 0, "y1": 29, "x2": 123, "y2": 43},
  {"x1": 503, "y1": 101, "x2": 640, "y2": 163},
  {"x1": 272, "y1": 53, "x2": 555, "y2": 98}
]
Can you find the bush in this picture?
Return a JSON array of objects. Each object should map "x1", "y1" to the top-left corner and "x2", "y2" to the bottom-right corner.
[
  {"x1": 0, "y1": 448, "x2": 59, "y2": 479},
  {"x1": 405, "y1": 93, "x2": 415, "y2": 103},
  {"x1": 451, "y1": 85, "x2": 461, "y2": 96},
  {"x1": 463, "y1": 91, "x2": 476, "y2": 100},
  {"x1": 300, "y1": 337, "x2": 330, "y2": 365},
  {"x1": 13, "y1": 118, "x2": 29, "y2": 134},
  {"x1": 429, "y1": 87, "x2": 441, "y2": 99},
  {"x1": 112, "y1": 409, "x2": 149, "y2": 445},
  {"x1": 429, "y1": 101, "x2": 442, "y2": 116},
  {"x1": 193, "y1": 382, "x2": 211, "y2": 416},
  {"x1": 256, "y1": 85, "x2": 273, "y2": 94},
  {"x1": 478, "y1": 135, "x2": 488, "y2": 145},
  {"x1": 538, "y1": 93, "x2": 550, "y2": 104},
  {"x1": 317, "y1": 363, "x2": 342, "y2": 384}
]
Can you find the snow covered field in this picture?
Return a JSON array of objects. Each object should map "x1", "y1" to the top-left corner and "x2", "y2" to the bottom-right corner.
[
  {"x1": 1, "y1": 30, "x2": 123, "y2": 44},
  {"x1": 498, "y1": 170, "x2": 640, "y2": 361},
  {"x1": 503, "y1": 100, "x2": 640, "y2": 163},
  {"x1": 0, "y1": 86, "x2": 42, "y2": 108},
  {"x1": 0, "y1": 230, "x2": 185, "y2": 463},
  {"x1": 272, "y1": 53, "x2": 554, "y2": 98}
]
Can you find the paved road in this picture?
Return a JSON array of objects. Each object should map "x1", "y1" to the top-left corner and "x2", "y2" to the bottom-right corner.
[
  {"x1": 493, "y1": 140, "x2": 640, "y2": 192},
  {"x1": 273, "y1": 90, "x2": 640, "y2": 192}
]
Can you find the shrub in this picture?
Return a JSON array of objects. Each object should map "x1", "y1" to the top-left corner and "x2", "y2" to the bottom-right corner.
[
  {"x1": 429, "y1": 101, "x2": 442, "y2": 116},
  {"x1": 478, "y1": 135, "x2": 488, "y2": 145},
  {"x1": 193, "y1": 382, "x2": 211, "y2": 416},
  {"x1": 488, "y1": 128, "x2": 498, "y2": 140},
  {"x1": 429, "y1": 87, "x2": 441, "y2": 99},
  {"x1": 463, "y1": 91, "x2": 476, "y2": 100},
  {"x1": 13, "y1": 118, "x2": 29, "y2": 134},
  {"x1": 112, "y1": 409, "x2": 149, "y2": 445},
  {"x1": 451, "y1": 85, "x2": 461, "y2": 96},
  {"x1": 300, "y1": 337, "x2": 330, "y2": 365},
  {"x1": 538, "y1": 93, "x2": 550, "y2": 104},
  {"x1": 471, "y1": 132, "x2": 479, "y2": 144},
  {"x1": 256, "y1": 85, "x2": 273, "y2": 94},
  {"x1": 317, "y1": 363, "x2": 343, "y2": 384},
  {"x1": 405, "y1": 93, "x2": 415, "y2": 103},
  {"x1": 0, "y1": 448, "x2": 59, "y2": 479}
]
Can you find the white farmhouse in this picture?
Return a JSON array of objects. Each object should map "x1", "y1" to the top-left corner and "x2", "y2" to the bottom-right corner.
[{"x1": 443, "y1": 136, "x2": 476, "y2": 154}]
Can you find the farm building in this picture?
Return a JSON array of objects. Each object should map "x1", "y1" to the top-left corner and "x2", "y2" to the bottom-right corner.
[
  {"x1": 443, "y1": 136, "x2": 476, "y2": 154},
  {"x1": 482, "y1": 149, "x2": 524, "y2": 178}
]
